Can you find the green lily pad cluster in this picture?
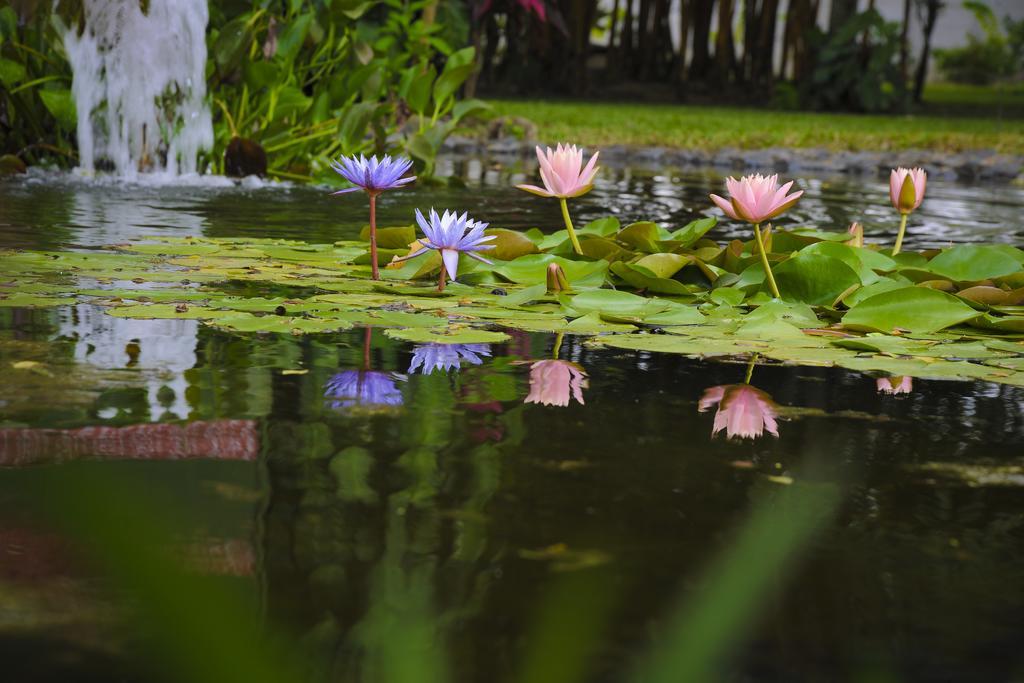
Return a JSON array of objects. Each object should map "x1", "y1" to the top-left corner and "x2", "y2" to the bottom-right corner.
[{"x1": 2, "y1": 217, "x2": 1024, "y2": 386}]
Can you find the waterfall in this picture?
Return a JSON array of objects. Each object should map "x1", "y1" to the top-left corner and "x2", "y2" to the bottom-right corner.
[{"x1": 58, "y1": 0, "x2": 213, "y2": 178}]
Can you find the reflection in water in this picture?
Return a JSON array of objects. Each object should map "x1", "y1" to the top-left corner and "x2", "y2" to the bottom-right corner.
[
  {"x1": 698, "y1": 357, "x2": 782, "y2": 440},
  {"x1": 323, "y1": 370, "x2": 406, "y2": 410},
  {"x1": 408, "y1": 343, "x2": 492, "y2": 374},
  {"x1": 0, "y1": 419, "x2": 258, "y2": 466},
  {"x1": 877, "y1": 376, "x2": 914, "y2": 395},
  {"x1": 524, "y1": 359, "x2": 588, "y2": 407},
  {"x1": 699, "y1": 355, "x2": 781, "y2": 440},
  {"x1": 324, "y1": 328, "x2": 407, "y2": 410},
  {"x1": 4, "y1": 316, "x2": 1024, "y2": 680},
  {"x1": 699, "y1": 384, "x2": 781, "y2": 440},
  {"x1": 59, "y1": 304, "x2": 197, "y2": 420}
]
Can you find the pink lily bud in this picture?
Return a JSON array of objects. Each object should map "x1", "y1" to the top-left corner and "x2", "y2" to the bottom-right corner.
[
  {"x1": 889, "y1": 167, "x2": 927, "y2": 214},
  {"x1": 845, "y1": 222, "x2": 864, "y2": 248},
  {"x1": 546, "y1": 263, "x2": 570, "y2": 293}
]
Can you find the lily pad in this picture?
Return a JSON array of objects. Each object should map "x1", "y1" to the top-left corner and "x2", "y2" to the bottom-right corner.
[{"x1": 842, "y1": 287, "x2": 981, "y2": 333}]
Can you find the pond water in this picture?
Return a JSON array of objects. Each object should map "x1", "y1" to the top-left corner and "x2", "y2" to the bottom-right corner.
[{"x1": 2, "y1": 161, "x2": 1024, "y2": 682}]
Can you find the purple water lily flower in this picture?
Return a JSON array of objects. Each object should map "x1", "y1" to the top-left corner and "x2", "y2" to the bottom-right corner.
[
  {"x1": 408, "y1": 344, "x2": 492, "y2": 375},
  {"x1": 329, "y1": 154, "x2": 415, "y2": 281},
  {"x1": 324, "y1": 370, "x2": 406, "y2": 410},
  {"x1": 395, "y1": 208, "x2": 496, "y2": 291},
  {"x1": 329, "y1": 154, "x2": 415, "y2": 195}
]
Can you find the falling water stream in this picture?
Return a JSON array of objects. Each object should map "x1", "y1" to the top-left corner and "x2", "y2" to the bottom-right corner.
[{"x1": 57, "y1": 0, "x2": 213, "y2": 177}]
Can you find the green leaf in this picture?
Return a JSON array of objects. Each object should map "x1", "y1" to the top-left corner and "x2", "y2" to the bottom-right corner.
[
  {"x1": 616, "y1": 222, "x2": 666, "y2": 253},
  {"x1": 668, "y1": 217, "x2": 717, "y2": 248},
  {"x1": 338, "y1": 101, "x2": 378, "y2": 150},
  {"x1": 244, "y1": 61, "x2": 280, "y2": 90},
  {"x1": 568, "y1": 289, "x2": 701, "y2": 324},
  {"x1": 38, "y1": 89, "x2": 76, "y2": 130},
  {"x1": 384, "y1": 327, "x2": 509, "y2": 344},
  {"x1": 843, "y1": 287, "x2": 981, "y2": 333},
  {"x1": 491, "y1": 255, "x2": 609, "y2": 288},
  {"x1": 0, "y1": 57, "x2": 26, "y2": 86},
  {"x1": 927, "y1": 245, "x2": 1022, "y2": 282},
  {"x1": 274, "y1": 13, "x2": 313, "y2": 64},
  {"x1": 405, "y1": 64, "x2": 436, "y2": 116},
  {"x1": 632, "y1": 253, "x2": 688, "y2": 279},
  {"x1": 611, "y1": 262, "x2": 699, "y2": 296},
  {"x1": 451, "y1": 98, "x2": 490, "y2": 123},
  {"x1": 580, "y1": 217, "x2": 621, "y2": 237},
  {"x1": 485, "y1": 228, "x2": 540, "y2": 260},
  {"x1": 272, "y1": 86, "x2": 312, "y2": 122},
  {"x1": 360, "y1": 225, "x2": 416, "y2": 249},
  {"x1": 434, "y1": 47, "x2": 477, "y2": 110},
  {"x1": 772, "y1": 252, "x2": 861, "y2": 306}
]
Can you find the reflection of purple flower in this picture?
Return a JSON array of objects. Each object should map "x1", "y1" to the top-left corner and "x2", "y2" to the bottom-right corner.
[
  {"x1": 408, "y1": 344, "x2": 492, "y2": 374},
  {"x1": 324, "y1": 370, "x2": 405, "y2": 409},
  {"x1": 329, "y1": 154, "x2": 415, "y2": 195}
]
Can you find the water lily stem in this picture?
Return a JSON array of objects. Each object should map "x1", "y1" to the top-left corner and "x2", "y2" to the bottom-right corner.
[
  {"x1": 437, "y1": 265, "x2": 447, "y2": 292},
  {"x1": 754, "y1": 223, "x2": 780, "y2": 299},
  {"x1": 369, "y1": 193, "x2": 380, "y2": 280},
  {"x1": 893, "y1": 212, "x2": 909, "y2": 256},
  {"x1": 559, "y1": 198, "x2": 583, "y2": 255},
  {"x1": 552, "y1": 331, "x2": 565, "y2": 359},
  {"x1": 744, "y1": 353, "x2": 758, "y2": 384}
]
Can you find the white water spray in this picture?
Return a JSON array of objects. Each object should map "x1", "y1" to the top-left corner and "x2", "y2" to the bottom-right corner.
[{"x1": 58, "y1": 0, "x2": 213, "y2": 178}]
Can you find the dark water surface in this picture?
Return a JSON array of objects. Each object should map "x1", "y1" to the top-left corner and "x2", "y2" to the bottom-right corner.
[{"x1": 1, "y1": 165, "x2": 1024, "y2": 682}]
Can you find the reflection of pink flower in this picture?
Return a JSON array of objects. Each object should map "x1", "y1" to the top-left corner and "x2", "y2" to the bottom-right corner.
[
  {"x1": 525, "y1": 360, "x2": 587, "y2": 407},
  {"x1": 876, "y1": 376, "x2": 912, "y2": 395},
  {"x1": 698, "y1": 384, "x2": 780, "y2": 440},
  {"x1": 889, "y1": 167, "x2": 926, "y2": 214},
  {"x1": 709, "y1": 173, "x2": 803, "y2": 225}
]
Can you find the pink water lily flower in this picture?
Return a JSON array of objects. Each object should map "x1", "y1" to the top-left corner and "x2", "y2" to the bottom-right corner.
[
  {"x1": 709, "y1": 173, "x2": 803, "y2": 225},
  {"x1": 516, "y1": 144, "x2": 599, "y2": 199},
  {"x1": 698, "y1": 384, "x2": 780, "y2": 440},
  {"x1": 525, "y1": 359, "x2": 587, "y2": 407},
  {"x1": 889, "y1": 167, "x2": 927, "y2": 214},
  {"x1": 876, "y1": 376, "x2": 913, "y2": 395}
]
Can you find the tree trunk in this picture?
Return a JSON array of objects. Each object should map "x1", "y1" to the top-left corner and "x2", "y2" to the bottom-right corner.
[
  {"x1": 606, "y1": 0, "x2": 622, "y2": 78},
  {"x1": 689, "y1": 0, "x2": 714, "y2": 79},
  {"x1": 753, "y1": 0, "x2": 779, "y2": 86},
  {"x1": 742, "y1": 0, "x2": 758, "y2": 82},
  {"x1": 637, "y1": 0, "x2": 652, "y2": 78},
  {"x1": 899, "y1": 0, "x2": 912, "y2": 87},
  {"x1": 622, "y1": 0, "x2": 635, "y2": 75},
  {"x1": 714, "y1": 0, "x2": 736, "y2": 81},
  {"x1": 913, "y1": 0, "x2": 942, "y2": 102}
]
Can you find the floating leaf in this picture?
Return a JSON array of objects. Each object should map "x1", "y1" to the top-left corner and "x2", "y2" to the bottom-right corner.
[
  {"x1": 491, "y1": 255, "x2": 609, "y2": 288},
  {"x1": 926, "y1": 245, "x2": 1022, "y2": 282},
  {"x1": 773, "y1": 252, "x2": 861, "y2": 306},
  {"x1": 485, "y1": 228, "x2": 540, "y2": 260},
  {"x1": 383, "y1": 327, "x2": 510, "y2": 344},
  {"x1": 842, "y1": 287, "x2": 981, "y2": 333}
]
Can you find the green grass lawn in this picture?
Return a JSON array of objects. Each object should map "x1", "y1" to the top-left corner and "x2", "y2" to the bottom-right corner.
[{"x1": 487, "y1": 87, "x2": 1024, "y2": 154}]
